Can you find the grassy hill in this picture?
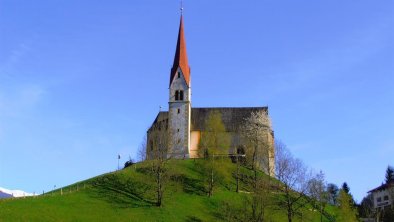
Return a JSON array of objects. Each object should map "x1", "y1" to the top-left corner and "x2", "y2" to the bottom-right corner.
[{"x1": 0, "y1": 159, "x2": 336, "y2": 221}]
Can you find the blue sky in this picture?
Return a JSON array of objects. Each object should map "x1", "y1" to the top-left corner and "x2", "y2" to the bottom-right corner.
[{"x1": 0, "y1": 0, "x2": 393, "y2": 202}]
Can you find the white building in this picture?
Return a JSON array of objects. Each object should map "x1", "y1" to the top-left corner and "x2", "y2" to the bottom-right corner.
[{"x1": 368, "y1": 181, "x2": 394, "y2": 210}]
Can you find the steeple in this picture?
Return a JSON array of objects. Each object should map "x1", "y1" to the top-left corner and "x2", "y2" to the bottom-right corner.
[{"x1": 170, "y1": 15, "x2": 190, "y2": 86}]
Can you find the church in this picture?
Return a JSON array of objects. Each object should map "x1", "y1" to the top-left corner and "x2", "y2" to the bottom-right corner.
[{"x1": 147, "y1": 14, "x2": 275, "y2": 176}]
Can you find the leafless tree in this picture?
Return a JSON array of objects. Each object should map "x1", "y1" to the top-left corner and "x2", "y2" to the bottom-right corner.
[
  {"x1": 275, "y1": 140, "x2": 312, "y2": 222},
  {"x1": 137, "y1": 134, "x2": 147, "y2": 162},
  {"x1": 150, "y1": 131, "x2": 169, "y2": 207},
  {"x1": 241, "y1": 110, "x2": 273, "y2": 177},
  {"x1": 308, "y1": 170, "x2": 328, "y2": 222},
  {"x1": 241, "y1": 110, "x2": 274, "y2": 221}
]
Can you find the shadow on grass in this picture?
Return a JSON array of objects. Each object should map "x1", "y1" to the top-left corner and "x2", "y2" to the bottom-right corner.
[
  {"x1": 185, "y1": 216, "x2": 203, "y2": 222},
  {"x1": 90, "y1": 174, "x2": 156, "y2": 208},
  {"x1": 170, "y1": 174, "x2": 206, "y2": 196}
]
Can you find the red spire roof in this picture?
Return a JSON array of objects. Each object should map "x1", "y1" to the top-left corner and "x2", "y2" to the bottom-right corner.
[{"x1": 170, "y1": 15, "x2": 190, "y2": 86}]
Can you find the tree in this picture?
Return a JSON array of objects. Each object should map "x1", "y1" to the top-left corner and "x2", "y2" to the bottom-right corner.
[
  {"x1": 150, "y1": 130, "x2": 169, "y2": 207},
  {"x1": 385, "y1": 165, "x2": 394, "y2": 183},
  {"x1": 326, "y1": 183, "x2": 339, "y2": 205},
  {"x1": 241, "y1": 110, "x2": 273, "y2": 176},
  {"x1": 358, "y1": 193, "x2": 374, "y2": 219},
  {"x1": 308, "y1": 171, "x2": 329, "y2": 222},
  {"x1": 275, "y1": 141, "x2": 312, "y2": 222},
  {"x1": 241, "y1": 111, "x2": 274, "y2": 221},
  {"x1": 341, "y1": 182, "x2": 356, "y2": 207},
  {"x1": 337, "y1": 188, "x2": 358, "y2": 222},
  {"x1": 198, "y1": 110, "x2": 230, "y2": 197},
  {"x1": 137, "y1": 134, "x2": 147, "y2": 162},
  {"x1": 124, "y1": 157, "x2": 134, "y2": 168},
  {"x1": 342, "y1": 182, "x2": 350, "y2": 194}
]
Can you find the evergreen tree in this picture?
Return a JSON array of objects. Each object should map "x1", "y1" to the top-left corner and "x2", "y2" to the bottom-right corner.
[
  {"x1": 358, "y1": 194, "x2": 374, "y2": 218},
  {"x1": 341, "y1": 182, "x2": 356, "y2": 207},
  {"x1": 337, "y1": 189, "x2": 358, "y2": 222},
  {"x1": 385, "y1": 165, "x2": 394, "y2": 183},
  {"x1": 342, "y1": 182, "x2": 350, "y2": 194}
]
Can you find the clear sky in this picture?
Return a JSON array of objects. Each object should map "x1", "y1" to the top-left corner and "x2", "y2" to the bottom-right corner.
[{"x1": 0, "y1": 0, "x2": 393, "y2": 202}]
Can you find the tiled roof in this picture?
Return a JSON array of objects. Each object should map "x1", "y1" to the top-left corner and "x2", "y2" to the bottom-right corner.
[{"x1": 368, "y1": 181, "x2": 394, "y2": 193}]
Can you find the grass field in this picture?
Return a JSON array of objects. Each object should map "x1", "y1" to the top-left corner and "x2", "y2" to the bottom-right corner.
[{"x1": 0, "y1": 159, "x2": 336, "y2": 221}]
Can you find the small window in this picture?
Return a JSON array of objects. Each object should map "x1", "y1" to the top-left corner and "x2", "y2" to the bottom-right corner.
[
  {"x1": 177, "y1": 108, "x2": 180, "y2": 114},
  {"x1": 177, "y1": 129, "x2": 180, "y2": 132},
  {"x1": 175, "y1": 90, "x2": 179, "y2": 101},
  {"x1": 377, "y1": 197, "x2": 382, "y2": 202},
  {"x1": 178, "y1": 71, "x2": 181, "y2": 78},
  {"x1": 179, "y1": 90, "x2": 184, "y2": 100},
  {"x1": 384, "y1": 196, "x2": 389, "y2": 201}
]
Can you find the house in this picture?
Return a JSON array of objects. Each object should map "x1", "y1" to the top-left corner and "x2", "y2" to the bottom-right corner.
[{"x1": 368, "y1": 180, "x2": 394, "y2": 210}]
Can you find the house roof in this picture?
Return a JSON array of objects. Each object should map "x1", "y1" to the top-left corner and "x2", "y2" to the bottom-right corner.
[
  {"x1": 170, "y1": 15, "x2": 190, "y2": 87},
  {"x1": 368, "y1": 181, "x2": 394, "y2": 193}
]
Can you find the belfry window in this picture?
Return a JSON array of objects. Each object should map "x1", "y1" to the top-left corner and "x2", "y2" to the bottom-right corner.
[
  {"x1": 179, "y1": 90, "x2": 184, "y2": 100},
  {"x1": 178, "y1": 71, "x2": 181, "y2": 78},
  {"x1": 175, "y1": 90, "x2": 179, "y2": 101}
]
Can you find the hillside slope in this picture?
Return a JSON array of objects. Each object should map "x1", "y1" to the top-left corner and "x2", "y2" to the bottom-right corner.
[{"x1": 0, "y1": 159, "x2": 335, "y2": 221}]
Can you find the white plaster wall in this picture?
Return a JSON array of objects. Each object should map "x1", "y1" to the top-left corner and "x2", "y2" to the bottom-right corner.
[{"x1": 372, "y1": 188, "x2": 392, "y2": 209}]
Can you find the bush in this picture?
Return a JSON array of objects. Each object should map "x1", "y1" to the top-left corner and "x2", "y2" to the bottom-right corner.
[{"x1": 124, "y1": 160, "x2": 134, "y2": 168}]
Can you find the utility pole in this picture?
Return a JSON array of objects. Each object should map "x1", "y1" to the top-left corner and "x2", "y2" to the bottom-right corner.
[{"x1": 117, "y1": 154, "x2": 121, "y2": 170}]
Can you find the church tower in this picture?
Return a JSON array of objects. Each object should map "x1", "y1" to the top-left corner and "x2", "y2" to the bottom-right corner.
[{"x1": 168, "y1": 15, "x2": 191, "y2": 158}]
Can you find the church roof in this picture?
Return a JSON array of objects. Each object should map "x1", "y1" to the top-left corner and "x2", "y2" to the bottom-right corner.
[
  {"x1": 191, "y1": 107, "x2": 268, "y2": 131},
  {"x1": 147, "y1": 111, "x2": 168, "y2": 133},
  {"x1": 170, "y1": 15, "x2": 190, "y2": 87},
  {"x1": 148, "y1": 107, "x2": 269, "y2": 133}
]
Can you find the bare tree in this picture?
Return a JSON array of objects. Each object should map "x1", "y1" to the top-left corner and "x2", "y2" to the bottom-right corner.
[
  {"x1": 308, "y1": 170, "x2": 328, "y2": 222},
  {"x1": 275, "y1": 141, "x2": 311, "y2": 222},
  {"x1": 150, "y1": 131, "x2": 169, "y2": 207},
  {"x1": 241, "y1": 110, "x2": 273, "y2": 176},
  {"x1": 137, "y1": 134, "x2": 147, "y2": 162},
  {"x1": 326, "y1": 183, "x2": 339, "y2": 205},
  {"x1": 241, "y1": 110, "x2": 274, "y2": 221}
]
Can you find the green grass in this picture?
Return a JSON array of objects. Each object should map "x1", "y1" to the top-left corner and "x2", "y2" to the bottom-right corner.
[{"x1": 0, "y1": 159, "x2": 336, "y2": 221}]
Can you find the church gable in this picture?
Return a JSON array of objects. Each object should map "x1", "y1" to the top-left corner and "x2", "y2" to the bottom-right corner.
[{"x1": 147, "y1": 111, "x2": 168, "y2": 133}]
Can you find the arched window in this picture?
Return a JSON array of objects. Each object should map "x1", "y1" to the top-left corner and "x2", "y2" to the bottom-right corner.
[
  {"x1": 179, "y1": 90, "x2": 184, "y2": 100},
  {"x1": 175, "y1": 90, "x2": 179, "y2": 101}
]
